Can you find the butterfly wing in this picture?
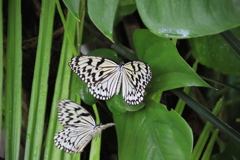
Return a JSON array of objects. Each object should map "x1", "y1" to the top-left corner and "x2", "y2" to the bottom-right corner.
[
  {"x1": 69, "y1": 56, "x2": 121, "y2": 100},
  {"x1": 57, "y1": 99, "x2": 96, "y2": 127},
  {"x1": 54, "y1": 126, "x2": 94, "y2": 153},
  {"x1": 54, "y1": 123, "x2": 115, "y2": 153},
  {"x1": 121, "y1": 61, "x2": 152, "y2": 105}
]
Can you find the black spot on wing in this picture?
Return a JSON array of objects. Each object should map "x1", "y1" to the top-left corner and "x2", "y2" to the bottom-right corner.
[
  {"x1": 80, "y1": 112, "x2": 91, "y2": 117},
  {"x1": 131, "y1": 62, "x2": 136, "y2": 74},
  {"x1": 86, "y1": 58, "x2": 93, "y2": 65},
  {"x1": 96, "y1": 58, "x2": 105, "y2": 70},
  {"x1": 99, "y1": 71, "x2": 104, "y2": 77}
]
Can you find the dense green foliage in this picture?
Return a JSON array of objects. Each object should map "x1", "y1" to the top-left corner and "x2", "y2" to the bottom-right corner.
[{"x1": 2, "y1": 0, "x2": 240, "y2": 160}]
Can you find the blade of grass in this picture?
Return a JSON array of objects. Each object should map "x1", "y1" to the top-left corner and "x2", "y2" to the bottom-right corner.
[
  {"x1": 44, "y1": 1, "x2": 85, "y2": 158},
  {"x1": 55, "y1": 0, "x2": 78, "y2": 56},
  {"x1": 24, "y1": 0, "x2": 55, "y2": 159},
  {"x1": 43, "y1": 11, "x2": 78, "y2": 160},
  {"x1": 192, "y1": 98, "x2": 223, "y2": 160},
  {"x1": 201, "y1": 129, "x2": 219, "y2": 160},
  {"x1": 89, "y1": 104, "x2": 101, "y2": 160},
  {"x1": 0, "y1": 0, "x2": 3, "y2": 148},
  {"x1": 5, "y1": 0, "x2": 22, "y2": 159},
  {"x1": 172, "y1": 89, "x2": 240, "y2": 145}
]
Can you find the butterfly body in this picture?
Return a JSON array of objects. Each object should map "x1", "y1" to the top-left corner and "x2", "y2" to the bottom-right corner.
[
  {"x1": 54, "y1": 99, "x2": 114, "y2": 153},
  {"x1": 69, "y1": 56, "x2": 152, "y2": 105}
]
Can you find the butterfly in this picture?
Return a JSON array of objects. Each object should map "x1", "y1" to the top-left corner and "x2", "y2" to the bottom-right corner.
[
  {"x1": 68, "y1": 56, "x2": 152, "y2": 105},
  {"x1": 54, "y1": 99, "x2": 115, "y2": 153}
]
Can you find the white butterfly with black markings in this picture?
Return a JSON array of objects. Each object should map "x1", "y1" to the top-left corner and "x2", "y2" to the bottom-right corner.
[
  {"x1": 54, "y1": 99, "x2": 115, "y2": 153},
  {"x1": 69, "y1": 56, "x2": 152, "y2": 105}
]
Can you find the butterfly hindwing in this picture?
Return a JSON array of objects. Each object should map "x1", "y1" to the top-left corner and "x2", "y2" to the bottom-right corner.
[
  {"x1": 54, "y1": 99, "x2": 115, "y2": 153},
  {"x1": 54, "y1": 126, "x2": 93, "y2": 153},
  {"x1": 122, "y1": 61, "x2": 152, "y2": 105},
  {"x1": 69, "y1": 56, "x2": 121, "y2": 100}
]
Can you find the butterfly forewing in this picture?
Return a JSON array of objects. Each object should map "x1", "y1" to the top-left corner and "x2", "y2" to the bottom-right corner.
[
  {"x1": 122, "y1": 61, "x2": 152, "y2": 105},
  {"x1": 54, "y1": 99, "x2": 115, "y2": 153},
  {"x1": 57, "y1": 99, "x2": 95, "y2": 127},
  {"x1": 69, "y1": 56, "x2": 121, "y2": 100}
]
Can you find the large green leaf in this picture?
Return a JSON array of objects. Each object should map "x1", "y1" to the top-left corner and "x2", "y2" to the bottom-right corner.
[
  {"x1": 134, "y1": 29, "x2": 211, "y2": 93},
  {"x1": 136, "y1": 0, "x2": 240, "y2": 38},
  {"x1": 107, "y1": 93, "x2": 144, "y2": 113},
  {"x1": 62, "y1": 0, "x2": 80, "y2": 20},
  {"x1": 114, "y1": 0, "x2": 136, "y2": 24},
  {"x1": 88, "y1": 0, "x2": 119, "y2": 42},
  {"x1": 189, "y1": 28, "x2": 240, "y2": 75},
  {"x1": 113, "y1": 101, "x2": 193, "y2": 160}
]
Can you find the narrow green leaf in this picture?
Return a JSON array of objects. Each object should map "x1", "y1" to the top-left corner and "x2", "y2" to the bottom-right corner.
[
  {"x1": 88, "y1": 0, "x2": 119, "y2": 42},
  {"x1": 43, "y1": 12, "x2": 77, "y2": 160},
  {"x1": 24, "y1": 1, "x2": 55, "y2": 159},
  {"x1": 5, "y1": 0, "x2": 22, "y2": 159},
  {"x1": 192, "y1": 98, "x2": 223, "y2": 160},
  {"x1": 220, "y1": 30, "x2": 240, "y2": 56},
  {"x1": 172, "y1": 89, "x2": 240, "y2": 145},
  {"x1": 55, "y1": 0, "x2": 79, "y2": 56},
  {"x1": 136, "y1": 0, "x2": 240, "y2": 38},
  {"x1": 175, "y1": 87, "x2": 190, "y2": 115},
  {"x1": 201, "y1": 129, "x2": 219, "y2": 160},
  {"x1": 44, "y1": 2, "x2": 85, "y2": 158}
]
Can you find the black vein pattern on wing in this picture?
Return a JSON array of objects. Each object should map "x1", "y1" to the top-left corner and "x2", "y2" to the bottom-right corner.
[
  {"x1": 69, "y1": 56, "x2": 122, "y2": 100},
  {"x1": 57, "y1": 99, "x2": 96, "y2": 127},
  {"x1": 89, "y1": 66, "x2": 121, "y2": 100},
  {"x1": 121, "y1": 61, "x2": 152, "y2": 105},
  {"x1": 54, "y1": 126, "x2": 93, "y2": 153}
]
